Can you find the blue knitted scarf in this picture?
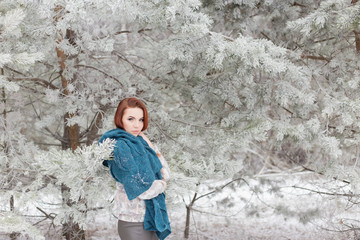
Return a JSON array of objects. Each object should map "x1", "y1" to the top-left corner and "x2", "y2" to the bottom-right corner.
[{"x1": 99, "y1": 128, "x2": 171, "y2": 240}]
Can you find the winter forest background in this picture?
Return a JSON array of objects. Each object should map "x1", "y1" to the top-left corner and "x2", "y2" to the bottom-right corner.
[{"x1": 1, "y1": 0, "x2": 360, "y2": 239}]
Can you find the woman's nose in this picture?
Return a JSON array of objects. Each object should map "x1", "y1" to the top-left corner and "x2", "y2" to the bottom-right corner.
[{"x1": 134, "y1": 121, "x2": 140, "y2": 128}]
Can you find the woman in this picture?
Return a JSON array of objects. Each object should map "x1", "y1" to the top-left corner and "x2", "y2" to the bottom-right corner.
[{"x1": 99, "y1": 98, "x2": 171, "y2": 240}]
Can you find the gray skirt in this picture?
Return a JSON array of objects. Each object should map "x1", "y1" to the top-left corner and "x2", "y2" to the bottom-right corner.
[{"x1": 117, "y1": 220, "x2": 158, "y2": 240}]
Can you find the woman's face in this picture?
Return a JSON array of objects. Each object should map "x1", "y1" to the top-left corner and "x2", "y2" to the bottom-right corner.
[{"x1": 122, "y1": 107, "x2": 144, "y2": 136}]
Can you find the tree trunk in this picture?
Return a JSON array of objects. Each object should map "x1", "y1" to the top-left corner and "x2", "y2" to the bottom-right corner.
[
  {"x1": 58, "y1": 86, "x2": 85, "y2": 240},
  {"x1": 184, "y1": 193, "x2": 197, "y2": 239},
  {"x1": 353, "y1": 0, "x2": 360, "y2": 53},
  {"x1": 56, "y1": 24, "x2": 85, "y2": 239},
  {"x1": 8, "y1": 196, "x2": 17, "y2": 240},
  {"x1": 61, "y1": 184, "x2": 86, "y2": 240},
  {"x1": 184, "y1": 205, "x2": 191, "y2": 239},
  {"x1": 9, "y1": 194, "x2": 18, "y2": 240},
  {"x1": 85, "y1": 109, "x2": 105, "y2": 146},
  {"x1": 354, "y1": 30, "x2": 360, "y2": 53}
]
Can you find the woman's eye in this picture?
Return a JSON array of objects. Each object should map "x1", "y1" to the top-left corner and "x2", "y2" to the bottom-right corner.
[
  {"x1": 128, "y1": 118, "x2": 134, "y2": 121},
  {"x1": 140, "y1": 118, "x2": 144, "y2": 122}
]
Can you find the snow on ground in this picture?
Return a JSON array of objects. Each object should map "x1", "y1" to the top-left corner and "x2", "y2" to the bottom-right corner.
[
  {"x1": 87, "y1": 172, "x2": 359, "y2": 240},
  {"x1": 1, "y1": 172, "x2": 359, "y2": 239}
]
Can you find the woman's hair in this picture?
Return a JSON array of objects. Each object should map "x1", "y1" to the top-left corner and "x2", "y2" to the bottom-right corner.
[{"x1": 114, "y1": 97, "x2": 149, "y2": 131}]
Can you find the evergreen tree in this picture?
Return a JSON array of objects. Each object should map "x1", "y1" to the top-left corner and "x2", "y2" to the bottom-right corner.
[
  {"x1": 1, "y1": 0, "x2": 360, "y2": 239},
  {"x1": 287, "y1": 0, "x2": 360, "y2": 183},
  {"x1": 0, "y1": 1, "x2": 45, "y2": 239}
]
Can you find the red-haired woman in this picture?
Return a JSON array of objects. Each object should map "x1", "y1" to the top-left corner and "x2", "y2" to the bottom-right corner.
[{"x1": 99, "y1": 98, "x2": 171, "y2": 240}]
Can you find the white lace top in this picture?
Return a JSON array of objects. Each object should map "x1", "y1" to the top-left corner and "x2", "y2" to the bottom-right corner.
[{"x1": 112, "y1": 145, "x2": 170, "y2": 222}]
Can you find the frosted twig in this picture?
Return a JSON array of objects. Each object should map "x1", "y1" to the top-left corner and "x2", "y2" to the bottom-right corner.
[
  {"x1": 113, "y1": 51, "x2": 152, "y2": 81},
  {"x1": 241, "y1": 178, "x2": 275, "y2": 209},
  {"x1": 191, "y1": 207, "x2": 244, "y2": 218},
  {"x1": 292, "y1": 185, "x2": 360, "y2": 198},
  {"x1": 79, "y1": 109, "x2": 107, "y2": 140},
  {"x1": 36, "y1": 207, "x2": 55, "y2": 220},
  {"x1": 284, "y1": 152, "x2": 351, "y2": 184},
  {"x1": 8, "y1": 77, "x2": 58, "y2": 90},
  {"x1": 253, "y1": 169, "x2": 311, "y2": 179},
  {"x1": 170, "y1": 118, "x2": 223, "y2": 131},
  {"x1": 29, "y1": 96, "x2": 66, "y2": 143},
  {"x1": 1, "y1": 168, "x2": 38, "y2": 173},
  {"x1": 34, "y1": 142, "x2": 62, "y2": 146},
  {"x1": 154, "y1": 122, "x2": 202, "y2": 156},
  {"x1": 74, "y1": 64, "x2": 123, "y2": 86},
  {"x1": 4, "y1": 66, "x2": 26, "y2": 76},
  {"x1": 194, "y1": 177, "x2": 244, "y2": 202}
]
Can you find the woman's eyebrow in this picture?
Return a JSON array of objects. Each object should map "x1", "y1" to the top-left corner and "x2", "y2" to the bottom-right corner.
[{"x1": 128, "y1": 115, "x2": 143, "y2": 118}]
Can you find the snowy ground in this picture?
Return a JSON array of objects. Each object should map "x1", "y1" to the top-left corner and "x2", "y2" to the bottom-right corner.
[
  {"x1": 86, "y1": 172, "x2": 359, "y2": 240},
  {"x1": 1, "y1": 171, "x2": 359, "y2": 240}
]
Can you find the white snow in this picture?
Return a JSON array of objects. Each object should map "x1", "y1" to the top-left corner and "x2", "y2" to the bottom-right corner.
[
  {"x1": 85, "y1": 172, "x2": 357, "y2": 240},
  {"x1": 2, "y1": 172, "x2": 358, "y2": 240}
]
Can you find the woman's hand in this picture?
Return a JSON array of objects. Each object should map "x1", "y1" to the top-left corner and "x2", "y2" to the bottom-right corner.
[
  {"x1": 161, "y1": 168, "x2": 170, "y2": 181},
  {"x1": 160, "y1": 180, "x2": 167, "y2": 190}
]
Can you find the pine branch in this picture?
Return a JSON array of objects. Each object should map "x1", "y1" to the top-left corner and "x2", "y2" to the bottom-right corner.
[
  {"x1": 113, "y1": 52, "x2": 146, "y2": 71},
  {"x1": 194, "y1": 177, "x2": 244, "y2": 202},
  {"x1": 114, "y1": 30, "x2": 131, "y2": 34},
  {"x1": 1, "y1": 168, "x2": 38, "y2": 173},
  {"x1": 319, "y1": 224, "x2": 360, "y2": 234},
  {"x1": 8, "y1": 77, "x2": 58, "y2": 90},
  {"x1": 138, "y1": 28, "x2": 152, "y2": 34},
  {"x1": 86, "y1": 206, "x2": 106, "y2": 211},
  {"x1": 33, "y1": 207, "x2": 57, "y2": 227},
  {"x1": 293, "y1": 2, "x2": 307, "y2": 7},
  {"x1": 3, "y1": 66, "x2": 27, "y2": 76},
  {"x1": 281, "y1": 106, "x2": 294, "y2": 115},
  {"x1": 40, "y1": 128, "x2": 67, "y2": 143},
  {"x1": 170, "y1": 118, "x2": 222, "y2": 131},
  {"x1": 284, "y1": 153, "x2": 351, "y2": 184},
  {"x1": 327, "y1": 124, "x2": 357, "y2": 134},
  {"x1": 0, "y1": 109, "x2": 15, "y2": 115},
  {"x1": 17, "y1": 84, "x2": 45, "y2": 96},
  {"x1": 260, "y1": 32, "x2": 271, "y2": 41},
  {"x1": 36, "y1": 207, "x2": 55, "y2": 220},
  {"x1": 114, "y1": 28, "x2": 151, "y2": 35},
  {"x1": 191, "y1": 207, "x2": 242, "y2": 218},
  {"x1": 74, "y1": 64, "x2": 123, "y2": 86},
  {"x1": 113, "y1": 51, "x2": 152, "y2": 81},
  {"x1": 80, "y1": 104, "x2": 109, "y2": 144},
  {"x1": 35, "y1": 142, "x2": 62, "y2": 146},
  {"x1": 301, "y1": 54, "x2": 331, "y2": 62},
  {"x1": 154, "y1": 122, "x2": 203, "y2": 156},
  {"x1": 313, "y1": 37, "x2": 335, "y2": 43},
  {"x1": 79, "y1": 111, "x2": 101, "y2": 140},
  {"x1": 292, "y1": 185, "x2": 360, "y2": 198},
  {"x1": 29, "y1": 98, "x2": 66, "y2": 143},
  {"x1": 1, "y1": 97, "x2": 45, "y2": 116}
]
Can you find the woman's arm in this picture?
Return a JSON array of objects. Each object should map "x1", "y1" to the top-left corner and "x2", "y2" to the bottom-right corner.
[
  {"x1": 138, "y1": 180, "x2": 167, "y2": 200},
  {"x1": 139, "y1": 132, "x2": 171, "y2": 181},
  {"x1": 154, "y1": 146, "x2": 170, "y2": 181}
]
